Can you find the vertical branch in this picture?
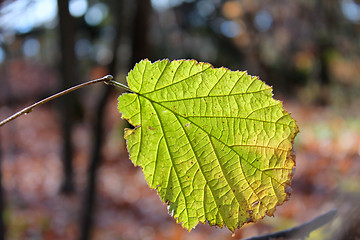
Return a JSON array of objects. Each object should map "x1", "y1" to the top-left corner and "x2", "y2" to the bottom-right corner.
[
  {"x1": 78, "y1": 87, "x2": 111, "y2": 240},
  {"x1": 57, "y1": 0, "x2": 78, "y2": 194},
  {"x1": 79, "y1": 0, "x2": 152, "y2": 238},
  {"x1": 79, "y1": 0, "x2": 125, "y2": 239},
  {"x1": 0, "y1": 41, "x2": 8, "y2": 240},
  {"x1": 0, "y1": 130, "x2": 5, "y2": 240},
  {"x1": 315, "y1": 0, "x2": 331, "y2": 87},
  {"x1": 129, "y1": 0, "x2": 152, "y2": 66}
]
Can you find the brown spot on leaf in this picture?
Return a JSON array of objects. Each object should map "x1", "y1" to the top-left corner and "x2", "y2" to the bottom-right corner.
[
  {"x1": 251, "y1": 200, "x2": 259, "y2": 207},
  {"x1": 246, "y1": 216, "x2": 254, "y2": 223},
  {"x1": 148, "y1": 126, "x2": 154, "y2": 130}
]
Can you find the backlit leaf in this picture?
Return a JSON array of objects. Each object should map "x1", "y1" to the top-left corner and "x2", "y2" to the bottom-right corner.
[{"x1": 117, "y1": 59, "x2": 298, "y2": 231}]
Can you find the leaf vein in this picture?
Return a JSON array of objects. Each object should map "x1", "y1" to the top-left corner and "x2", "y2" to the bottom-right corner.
[
  {"x1": 142, "y1": 65, "x2": 212, "y2": 95},
  {"x1": 140, "y1": 95, "x2": 292, "y2": 187},
  {"x1": 173, "y1": 113, "x2": 228, "y2": 224},
  {"x1": 156, "y1": 89, "x2": 270, "y2": 103},
  {"x1": 148, "y1": 100, "x2": 191, "y2": 224},
  {"x1": 154, "y1": 60, "x2": 170, "y2": 90}
]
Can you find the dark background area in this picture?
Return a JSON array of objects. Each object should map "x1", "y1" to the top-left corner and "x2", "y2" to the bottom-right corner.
[{"x1": 0, "y1": 0, "x2": 360, "y2": 239}]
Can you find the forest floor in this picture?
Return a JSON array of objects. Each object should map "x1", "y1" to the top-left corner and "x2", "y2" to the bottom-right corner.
[{"x1": 1, "y1": 93, "x2": 360, "y2": 240}]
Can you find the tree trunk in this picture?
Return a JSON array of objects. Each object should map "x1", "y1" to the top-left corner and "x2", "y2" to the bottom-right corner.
[
  {"x1": 78, "y1": 86, "x2": 111, "y2": 240},
  {"x1": 78, "y1": 0, "x2": 152, "y2": 239},
  {"x1": 129, "y1": 0, "x2": 152, "y2": 67},
  {"x1": 57, "y1": 0, "x2": 77, "y2": 194},
  {"x1": 0, "y1": 130, "x2": 5, "y2": 240},
  {"x1": 78, "y1": 0, "x2": 124, "y2": 239}
]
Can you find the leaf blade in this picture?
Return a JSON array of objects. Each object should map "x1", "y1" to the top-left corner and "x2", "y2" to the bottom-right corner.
[{"x1": 118, "y1": 59, "x2": 298, "y2": 231}]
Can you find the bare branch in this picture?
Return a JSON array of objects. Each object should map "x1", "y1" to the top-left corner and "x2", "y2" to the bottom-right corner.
[
  {"x1": 0, "y1": 75, "x2": 118, "y2": 127},
  {"x1": 245, "y1": 208, "x2": 337, "y2": 240}
]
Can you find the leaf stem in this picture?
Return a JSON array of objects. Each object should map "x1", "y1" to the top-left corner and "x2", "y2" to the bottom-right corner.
[
  {"x1": 0, "y1": 75, "x2": 126, "y2": 127},
  {"x1": 105, "y1": 79, "x2": 132, "y2": 92}
]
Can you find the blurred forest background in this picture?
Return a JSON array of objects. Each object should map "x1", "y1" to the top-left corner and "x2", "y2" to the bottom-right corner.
[{"x1": 0, "y1": 0, "x2": 360, "y2": 239}]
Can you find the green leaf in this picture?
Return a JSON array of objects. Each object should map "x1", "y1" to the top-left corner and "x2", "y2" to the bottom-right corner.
[{"x1": 118, "y1": 59, "x2": 298, "y2": 231}]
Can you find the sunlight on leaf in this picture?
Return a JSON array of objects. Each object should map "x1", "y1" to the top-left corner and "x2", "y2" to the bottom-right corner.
[{"x1": 118, "y1": 59, "x2": 298, "y2": 231}]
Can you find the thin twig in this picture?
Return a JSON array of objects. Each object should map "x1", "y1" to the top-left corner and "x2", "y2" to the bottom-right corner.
[
  {"x1": 245, "y1": 208, "x2": 337, "y2": 240},
  {"x1": 0, "y1": 75, "x2": 129, "y2": 127}
]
